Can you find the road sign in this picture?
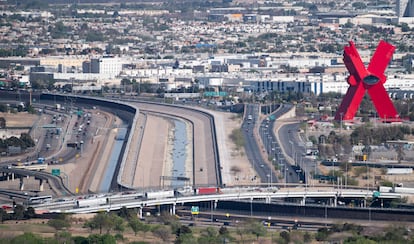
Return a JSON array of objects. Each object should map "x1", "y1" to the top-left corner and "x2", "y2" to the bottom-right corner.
[
  {"x1": 51, "y1": 169, "x2": 60, "y2": 176},
  {"x1": 203, "y1": 91, "x2": 227, "y2": 97},
  {"x1": 191, "y1": 206, "x2": 199, "y2": 215}
]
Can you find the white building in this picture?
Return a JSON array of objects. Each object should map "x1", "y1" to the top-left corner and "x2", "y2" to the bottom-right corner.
[{"x1": 83, "y1": 56, "x2": 124, "y2": 77}]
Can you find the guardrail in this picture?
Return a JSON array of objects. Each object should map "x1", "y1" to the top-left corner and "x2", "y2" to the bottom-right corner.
[{"x1": 35, "y1": 188, "x2": 401, "y2": 214}]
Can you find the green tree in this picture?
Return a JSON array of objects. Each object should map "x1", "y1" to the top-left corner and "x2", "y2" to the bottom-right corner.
[
  {"x1": 236, "y1": 224, "x2": 245, "y2": 243},
  {"x1": 315, "y1": 227, "x2": 329, "y2": 241},
  {"x1": 280, "y1": 231, "x2": 290, "y2": 244},
  {"x1": 10, "y1": 232, "x2": 47, "y2": 244},
  {"x1": 72, "y1": 236, "x2": 88, "y2": 243},
  {"x1": 85, "y1": 212, "x2": 114, "y2": 234},
  {"x1": 198, "y1": 226, "x2": 220, "y2": 243},
  {"x1": 112, "y1": 214, "x2": 125, "y2": 234},
  {"x1": 151, "y1": 225, "x2": 171, "y2": 242},
  {"x1": 20, "y1": 133, "x2": 35, "y2": 148},
  {"x1": 24, "y1": 206, "x2": 36, "y2": 219},
  {"x1": 396, "y1": 144, "x2": 405, "y2": 163},
  {"x1": 50, "y1": 21, "x2": 70, "y2": 39},
  {"x1": 244, "y1": 220, "x2": 266, "y2": 240},
  {"x1": 401, "y1": 23, "x2": 410, "y2": 32},
  {"x1": 55, "y1": 231, "x2": 72, "y2": 243},
  {"x1": 0, "y1": 208, "x2": 10, "y2": 223},
  {"x1": 118, "y1": 206, "x2": 135, "y2": 220},
  {"x1": 129, "y1": 217, "x2": 144, "y2": 236},
  {"x1": 13, "y1": 204, "x2": 25, "y2": 220},
  {"x1": 121, "y1": 78, "x2": 132, "y2": 86},
  {"x1": 303, "y1": 231, "x2": 312, "y2": 243},
  {"x1": 0, "y1": 105, "x2": 7, "y2": 112},
  {"x1": 88, "y1": 233, "x2": 116, "y2": 244},
  {"x1": 175, "y1": 225, "x2": 193, "y2": 244},
  {"x1": 86, "y1": 31, "x2": 104, "y2": 42}
]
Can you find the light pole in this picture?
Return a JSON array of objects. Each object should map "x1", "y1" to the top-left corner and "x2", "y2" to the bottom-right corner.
[
  {"x1": 61, "y1": 171, "x2": 69, "y2": 189},
  {"x1": 284, "y1": 165, "x2": 288, "y2": 188},
  {"x1": 366, "y1": 162, "x2": 369, "y2": 191},
  {"x1": 270, "y1": 168, "x2": 273, "y2": 187},
  {"x1": 267, "y1": 174, "x2": 270, "y2": 187},
  {"x1": 345, "y1": 161, "x2": 348, "y2": 188}
]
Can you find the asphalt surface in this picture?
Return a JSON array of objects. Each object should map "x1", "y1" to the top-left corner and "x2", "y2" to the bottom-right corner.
[
  {"x1": 278, "y1": 122, "x2": 319, "y2": 184},
  {"x1": 242, "y1": 103, "x2": 272, "y2": 184}
]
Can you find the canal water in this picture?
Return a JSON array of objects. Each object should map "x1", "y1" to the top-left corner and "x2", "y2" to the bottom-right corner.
[{"x1": 171, "y1": 119, "x2": 188, "y2": 188}]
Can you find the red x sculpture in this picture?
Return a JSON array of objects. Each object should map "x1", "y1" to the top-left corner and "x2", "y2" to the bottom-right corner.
[{"x1": 334, "y1": 40, "x2": 399, "y2": 121}]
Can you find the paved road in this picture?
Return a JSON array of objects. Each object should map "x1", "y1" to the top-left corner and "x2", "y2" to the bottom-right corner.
[{"x1": 242, "y1": 103, "x2": 276, "y2": 184}]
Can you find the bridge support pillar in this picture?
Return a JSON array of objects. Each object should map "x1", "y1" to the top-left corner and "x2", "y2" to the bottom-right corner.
[
  {"x1": 171, "y1": 204, "x2": 176, "y2": 215},
  {"x1": 39, "y1": 179, "x2": 44, "y2": 192},
  {"x1": 10, "y1": 173, "x2": 15, "y2": 181},
  {"x1": 19, "y1": 177, "x2": 24, "y2": 191},
  {"x1": 138, "y1": 207, "x2": 143, "y2": 219},
  {"x1": 214, "y1": 200, "x2": 218, "y2": 209},
  {"x1": 334, "y1": 196, "x2": 337, "y2": 207},
  {"x1": 301, "y1": 196, "x2": 306, "y2": 206}
]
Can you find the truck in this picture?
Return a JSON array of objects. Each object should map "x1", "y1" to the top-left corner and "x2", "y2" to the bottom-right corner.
[
  {"x1": 76, "y1": 197, "x2": 108, "y2": 208},
  {"x1": 195, "y1": 187, "x2": 221, "y2": 195},
  {"x1": 144, "y1": 190, "x2": 175, "y2": 200}
]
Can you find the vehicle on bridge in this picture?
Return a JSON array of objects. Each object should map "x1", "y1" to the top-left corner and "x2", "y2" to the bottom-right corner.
[
  {"x1": 29, "y1": 195, "x2": 53, "y2": 205},
  {"x1": 195, "y1": 187, "x2": 221, "y2": 195},
  {"x1": 145, "y1": 190, "x2": 175, "y2": 200},
  {"x1": 76, "y1": 197, "x2": 108, "y2": 208},
  {"x1": 174, "y1": 187, "x2": 222, "y2": 196},
  {"x1": 12, "y1": 162, "x2": 48, "y2": 171}
]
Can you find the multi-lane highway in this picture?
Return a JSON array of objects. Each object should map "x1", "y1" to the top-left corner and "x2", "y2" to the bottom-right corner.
[
  {"x1": 0, "y1": 92, "x2": 310, "y2": 209},
  {"x1": 0, "y1": 167, "x2": 73, "y2": 196},
  {"x1": 242, "y1": 103, "x2": 272, "y2": 184},
  {"x1": 243, "y1": 103, "x2": 302, "y2": 185}
]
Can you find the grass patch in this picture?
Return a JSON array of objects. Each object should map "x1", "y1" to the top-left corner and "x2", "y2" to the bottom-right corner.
[{"x1": 229, "y1": 128, "x2": 245, "y2": 150}]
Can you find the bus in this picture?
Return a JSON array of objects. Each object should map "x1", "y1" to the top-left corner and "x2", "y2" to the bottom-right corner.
[{"x1": 28, "y1": 195, "x2": 52, "y2": 205}]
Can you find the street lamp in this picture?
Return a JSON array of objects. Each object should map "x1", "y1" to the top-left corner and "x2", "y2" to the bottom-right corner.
[
  {"x1": 267, "y1": 174, "x2": 270, "y2": 187},
  {"x1": 284, "y1": 166, "x2": 288, "y2": 188}
]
